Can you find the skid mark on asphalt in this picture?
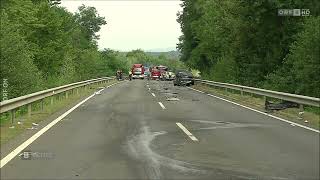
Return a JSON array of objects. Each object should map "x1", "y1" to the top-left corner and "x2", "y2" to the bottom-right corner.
[
  {"x1": 187, "y1": 120, "x2": 264, "y2": 131},
  {"x1": 126, "y1": 125, "x2": 206, "y2": 179}
]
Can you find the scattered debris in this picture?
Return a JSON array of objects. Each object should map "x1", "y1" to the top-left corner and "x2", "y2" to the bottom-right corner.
[
  {"x1": 95, "y1": 91, "x2": 102, "y2": 95},
  {"x1": 166, "y1": 97, "x2": 180, "y2": 101},
  {"x1": 62, "y1": 118, "x2": 71, "y2": 122},
  {"x1": 265, "y1": 100, "x2": 299, "y2": 111},
  {"x1": 163, "y1": 92, "x2": 177, "y2": 96},
  {"x1": 32, "y1": 123, "x2": 39, "y2": 126},
  {"x1": 97, "y1": 87, "x2": 104, "y2": 89},
  {"x1": 9, "y1": 126, "x2": 15, "y2": 129},
  {"x1": 27, "y1": 126, "x2": 38, "y2": 130},
  {"x1": 17, "y1": 121, "x2": 22, "y2": 125}
]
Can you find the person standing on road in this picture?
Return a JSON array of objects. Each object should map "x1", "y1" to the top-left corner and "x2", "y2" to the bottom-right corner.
[
  {"x1": 128, "y1": 70, "x2": 132, "y2": 81},
  {"x1": 116, "y1": 70, "x2": 120, "y2": 80},
  {"x1": 119, "y1": 70, "x2": 123, "y2": 80}
]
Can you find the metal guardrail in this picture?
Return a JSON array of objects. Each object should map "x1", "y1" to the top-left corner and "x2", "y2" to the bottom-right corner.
[
  {"x1": 194, "y1": 79, "x2": 320, "y2": 107},
  {"x1": 0, "y1": 77, "x2": 115, "y2": 116}
]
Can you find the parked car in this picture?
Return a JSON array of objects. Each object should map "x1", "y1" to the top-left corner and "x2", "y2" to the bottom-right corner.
[
  {"x1": 164, "y1": 71, "x2": 175, "y2": 81},
  {"x1": 173, "y1": 70, "x2": 194, "y2": 86},
  {"x1": 157, "y1": 65, "x2": 168, "y2": 81}
]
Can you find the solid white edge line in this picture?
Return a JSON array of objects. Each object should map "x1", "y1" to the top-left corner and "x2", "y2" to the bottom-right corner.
[
  {"x1": 176, "y1": 122, "x2": 199, "y2": 141},
  {"x1": 151, "y1": 93, "x2": 156, "y2": 97},
  {"x1": 187, "y1": 87, "x2": 205, "y2": 94},
  {"x1": 0, "y1": 82, "x2": 119, "y2": 168},
  {"x1": 158, "y1": 102, "x2": 166, "y2": 109},
  {"x1": 187, "y1": 87, "x2": 319, "y2": 133}
]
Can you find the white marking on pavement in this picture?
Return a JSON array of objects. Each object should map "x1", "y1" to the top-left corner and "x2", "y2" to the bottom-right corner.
[
  {"x1": 176, "y1": 123, "x2": 198, "y2": 141},
  {"x1": 187, "y1": 87, "x2": 205, "y2": 94},
  {"x1": 151, "y1": 93, "x2": 156, "y2": 97},
  {"x1": 0, "y1": 82, "x2": 120, "y2": 168},
  {"x1": 158, "y1": 102, "x2": 166, "y2": 109},
  {"x1": 148, "y1": 88, "x2": 151, "y2": 91},
  {"x1": 188, "y1": 87, "x2": 319, "y2": 133}
]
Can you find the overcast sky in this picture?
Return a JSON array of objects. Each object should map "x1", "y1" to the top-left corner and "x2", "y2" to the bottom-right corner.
[{"x1": 60, "y1": 0, "x2": 182, "y2": 52}]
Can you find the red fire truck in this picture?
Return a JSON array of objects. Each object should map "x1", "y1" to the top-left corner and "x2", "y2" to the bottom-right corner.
[{"x1": 131, "y1": 64, "x2": 145, "y2": 79}]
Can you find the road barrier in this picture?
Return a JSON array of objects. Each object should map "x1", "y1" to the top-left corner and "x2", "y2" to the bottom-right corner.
[
  {"x1": 0, "y1": 77, "x2": 115, "y2": 122},
  {"x1": 194, "y1": 79, "x2": 320, "y2": 108}
]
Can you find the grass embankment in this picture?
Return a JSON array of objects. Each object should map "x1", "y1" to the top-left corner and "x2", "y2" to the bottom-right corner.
[
  {"x1": 0, "y1": 80, "x2": 116, "y2": 146},
  {"x1": 192, "y1": 83, "x2": 319, "y2": 130}
]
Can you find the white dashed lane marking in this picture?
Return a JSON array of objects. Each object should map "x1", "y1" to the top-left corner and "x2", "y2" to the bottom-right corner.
[
  {"x1": 158, "y1": 102, "x2": 166, "y2": 109},
  {"x1": 176, "y1": 122, "x2": 199, "y2": 141}
]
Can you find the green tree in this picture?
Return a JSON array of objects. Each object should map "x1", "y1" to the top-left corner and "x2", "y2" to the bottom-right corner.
[
  {"x1": 0, "y1": 11, "x2": 43, "y2": 99},
  {"x1": 75, "y1": 5, "x2": 107, "y2": 42},
  {"x1": 264, "y1": 17, "x2": 320, "y2": 97}
]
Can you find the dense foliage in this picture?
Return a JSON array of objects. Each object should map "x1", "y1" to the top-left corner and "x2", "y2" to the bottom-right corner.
[
  {"x1": 0, "y1": 1, "x2": 184, "y2": 100},
  {"x1": 177, "y1": 0, "x2": 320, "y2": 97},
  {"x1": 0, "y1": 0, "x2": 108, "y2": 99}
]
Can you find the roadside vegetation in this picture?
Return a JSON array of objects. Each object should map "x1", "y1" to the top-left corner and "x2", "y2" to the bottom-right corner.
[
  {"x1": 0, "y1": 0, "x2": 110, "y2": 100},
  {"x1": 0, "y1": 0, "x2": 186, "y2": 100},
  {"x1": 177, "y1": 0, "x2": 319, "y2": 98}
]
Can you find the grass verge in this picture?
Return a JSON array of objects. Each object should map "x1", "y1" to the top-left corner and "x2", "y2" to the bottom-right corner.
[
  {"x1": 192, "y1": 83, "x2": 319, "y2": 130},
  {"x1": 0, "y1": 80, "x2": 117, "y2": 146}
]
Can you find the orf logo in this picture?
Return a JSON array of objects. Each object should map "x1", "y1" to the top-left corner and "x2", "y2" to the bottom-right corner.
[{"x1": 301, "y1": 9, "x2": 310, "y2": 16}]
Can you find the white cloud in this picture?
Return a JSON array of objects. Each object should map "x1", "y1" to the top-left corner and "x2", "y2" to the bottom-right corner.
[{"x1": 60, "y1": 0, "x2": 182, "y2": 51}]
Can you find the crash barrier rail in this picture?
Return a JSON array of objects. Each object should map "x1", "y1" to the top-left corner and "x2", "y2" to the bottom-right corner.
[
  {"x1": 194, "y1": 79, "x2": 320, "y2": 109},
  {"x1": 0, "y1": 76, "x2": 115, "y2": 122}
]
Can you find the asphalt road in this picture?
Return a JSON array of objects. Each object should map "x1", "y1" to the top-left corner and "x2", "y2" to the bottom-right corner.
[{"x1": 1, "y1": 80, "x2": 319, "y2": 180}]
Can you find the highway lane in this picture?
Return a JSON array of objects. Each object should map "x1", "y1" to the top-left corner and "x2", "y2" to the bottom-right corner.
[
  {"x1": 1, "y1": 80, "x2": 319, "y2": 180},
  {"x1": 149, "y1": 80, "x2": 319, "y2": 179}
]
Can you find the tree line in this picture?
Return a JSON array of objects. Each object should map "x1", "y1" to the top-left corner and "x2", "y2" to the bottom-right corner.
[
  {"x1": 177, "y1": 0, "x2": 319, "y2": 98},
  {"x1": 0, "y1": 0, "x2": 184, "y2": 100}
]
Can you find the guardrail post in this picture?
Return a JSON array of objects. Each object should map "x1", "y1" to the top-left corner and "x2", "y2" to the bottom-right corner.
[
  {"x1": 76, "y1": 88, "x2": 79, "y2": 95},
  {"x1": 50, "y1": 96, "x2": 54, "y2": 105},
  {"x1": 41, "y1": 99, "x2": 44, "y2": 111},
  {"x1": 298, "y1": 104, "x2": 306, "y2": 123},
  {"x1": 65, "y1": 91, "x2": 68, "y2": 99},
  {"x1": 11, "y1": 109, "x2": 15, "y2": 124},
  {"x1": 27, "y1": 103, "x2": 32, "y2": 120}
]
